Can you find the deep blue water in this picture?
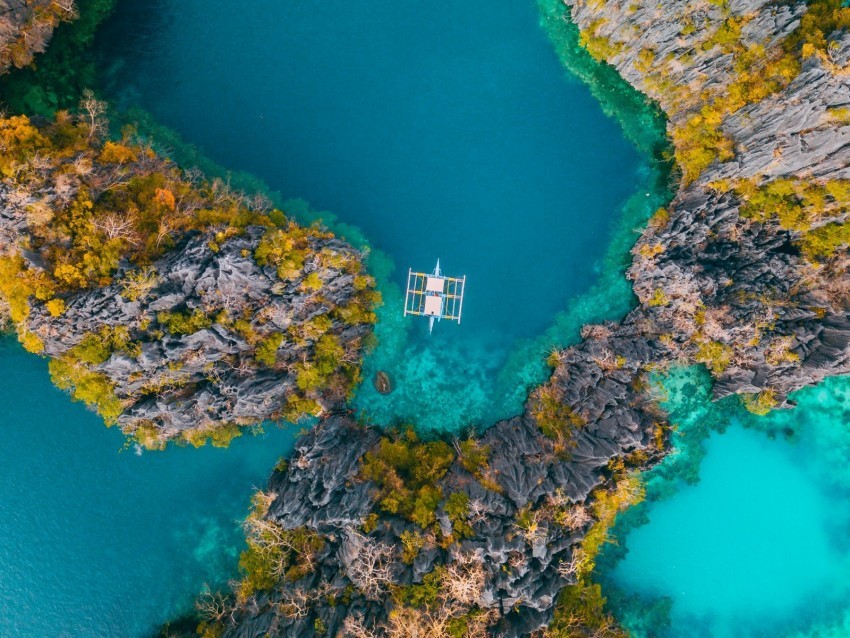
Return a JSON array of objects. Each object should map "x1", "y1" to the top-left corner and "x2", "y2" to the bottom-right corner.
[
  {"x1": 96, "y1": 0, "x2": 643, "y2": 432},
  {"x1": 0, "y1": 339, "x2": 295, "y2": 636}
]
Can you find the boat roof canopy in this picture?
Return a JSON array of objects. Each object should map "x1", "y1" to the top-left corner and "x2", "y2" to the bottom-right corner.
[{"x1": 404, "y1": 265, "x2": 466, "y2": 325}]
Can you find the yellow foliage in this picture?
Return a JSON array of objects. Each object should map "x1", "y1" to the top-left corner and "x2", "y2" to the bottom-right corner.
[
  {"x1": 53, "y1": 263, "x2": 88, "y2": 288},
  {"x1": 0, "y1": 115, "x2": 49, "y2": 175},
  {"x1": 134, "y1": 422, "x2": 166, "y2": 451},
  {"x1": 575, "y1": 475, "x2": 645, "y2": 579},
  {"x1": 0, "y1": 255, "x2": 31, "y2": 322},
  {"x1": 648, "y1": 289, "x2": 669, "y2": 306},
  {"x1": 634, "y1": 48, "x2": 655, "y2": 73},
  {"x1": 637, "y1": 243, "x2": 664, "y2": 259},
  {"x1": 45, "y1": 298, "x2": 65, "y2": 317},
  {"x1": 18, "y1": 329, "x2": 44, "y2": 353},
  {"x1": 694, "y1": 339, "x2": 733, "y2": 375},
  {"x1": 48, "y1": 356, "x2": 125, "y2": 425},
  {"x1": 154, "y1": 188, "x2": 176, "y2": 211},
  {"x1": 742, "y1": 389, "x2": 779, "y2": 416},
  {"x1": 98, "y1": 141, "x2": 138, "y2": 164},
  {"x1": 734, "y1": 178, "x2": 850, "y2": 260},
  {"x1": 182, "y1": 423, "x2": 243, "y2": 448},
  {"x1": 302, "y1": 272, "x2": 323, "y2": 292},
  {"x1": 0, "y1": 108, "x2": 376, "y2": 445}
]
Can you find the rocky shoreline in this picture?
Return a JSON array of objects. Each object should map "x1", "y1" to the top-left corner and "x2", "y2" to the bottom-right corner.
[
  {"x1": 0, "y1": 113, "x2": 378, "y2": 447},
  {"x1": 0, "y1": 0, "x2": 74, "y2": 74}
]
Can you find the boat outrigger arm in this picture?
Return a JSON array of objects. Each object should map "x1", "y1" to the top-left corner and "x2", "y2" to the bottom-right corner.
[{"x1": 403, "y1": 259, "x2": 466, "y2": 334}]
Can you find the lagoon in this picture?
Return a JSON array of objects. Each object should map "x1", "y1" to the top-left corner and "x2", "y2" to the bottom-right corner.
[
  {"x1": 601, "y1": 371, "x2": 850, "y2": 638},
  {"x1": 95, "y1": 0, "x2": 645, "y2": 432}
]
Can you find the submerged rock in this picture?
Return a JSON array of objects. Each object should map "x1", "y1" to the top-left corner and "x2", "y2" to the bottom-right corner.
[{"x1": 373, "y1": 370, "x2": 393, "y2": 395}]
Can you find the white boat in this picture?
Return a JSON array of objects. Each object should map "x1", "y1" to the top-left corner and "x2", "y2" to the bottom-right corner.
[{"x1": 403, "y1": 259, "x2": 466, "y2": 334}]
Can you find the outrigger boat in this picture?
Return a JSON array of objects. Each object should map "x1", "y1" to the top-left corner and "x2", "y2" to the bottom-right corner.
[{"x1": 403, "y1": 259, "x2": 466, "y2": 334}]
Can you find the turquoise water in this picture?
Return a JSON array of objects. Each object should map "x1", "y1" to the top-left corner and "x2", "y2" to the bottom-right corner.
[
  {"x1": 95, "y1": 0, "x2": 645, "y2": 432},
  {"x1": 600, "y1": 369, "x2": 850, "y2": 638},
  {"x1": 0, "y1": 338, "x2": 296, "y2": 636}
]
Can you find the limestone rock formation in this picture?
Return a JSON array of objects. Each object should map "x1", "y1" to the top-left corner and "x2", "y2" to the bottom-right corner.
[{"x1": 0, "y1": 113, "x2": 378, "y2": 446}]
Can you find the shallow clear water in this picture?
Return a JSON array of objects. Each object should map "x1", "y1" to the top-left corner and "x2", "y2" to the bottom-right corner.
[
  {"x1": 600, "y1": 368, "x2": 850, "y2": 638},
  {"x1": 95, "y1": 0, "x2": 644, "y2": 432},
  {"x1": 0, "y1": 339, "x2": 296, "y2": 637}
]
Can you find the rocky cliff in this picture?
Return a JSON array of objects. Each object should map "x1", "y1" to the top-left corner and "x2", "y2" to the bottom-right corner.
[
  {"x1": 0, "y1": 112, "x2": 378, "y2": 447},
  {"x1": 204, "y1": 323, "x2": 664, "y2": 638},
  {"x1": 569, "y1": 0, "x2": 850, "y2": 408},
  {"x1": 194, "y1": 1, "x2": 850, "y2": 637}
]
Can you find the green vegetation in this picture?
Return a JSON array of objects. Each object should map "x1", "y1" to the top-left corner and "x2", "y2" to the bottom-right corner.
[
  {"x1": 48, "y1": 355, "x2": 124, "y2": 424},
  {"x1": 546, "y1": 581, "x2": 626, "y2": 638},
  {"x1": 545, "y1": 475, "x2": 644, "y2": 638},
  {"x1": 236, "y1": 491, "x2": 324, "y2": 602},
  {"x1": 291, "y1": 332, "x2": 363, "y2": 409},
  {"x1": 647, "y1": 288, "x2": 668, "y2": 307},
  {"x1": 673, "y1": 0, "x2": 850, "y2": 183},
  {"x1": 133, "y1": 422, "x2": 166, "y2": 451},
  {"x1": 0, "y1": 105, "x2": 378, "y2": 440},
  {"x1": 734, "y1": 178, "x2": 850, "y2": 231},
  {"x1": 454, "y1": 437, "x2": 503, "y2": 492},
  {"x1": 741, "y1": 389, "x2": 779, "y2": 416},
  {"x1": 254, "y1": 226, "x2": 314, "y2": 280},
  {"x1": 393, "y1": 566, "x2": 446, "y2": 609},
  {"x1": 359, "y1": 428, "x2": 454, "y2": 529},
  {"x1": 0, "y1": 111, "x2": 277, "y2": 297},
  {"x1": 786, "y1": 0, "x2": 850, "y2": 66},
  {"x1": 693, "y1": 339, "x2": 733, "y2": 376},
  {"x1": 157, "y1": 309, "x2": 212, "y2": 335},
  {"x1": 529, "y1": 383, "x2": 586, "y2": 456},
  {"x1": 255, "y1": 332, "x2": 284, "y2": 366},
  {"x1": 444, "y1": 492, "x2": 473, "y2": 539},
  {"x1": 456, "y1": 438, "x2": 490, "y2": 474},
  {"x1": 671, "y1": 38, "x2": 800, "y2": 183},
  {"x1": 387, "y1": 555, "x2": 490, "y2": 636},
  {"x1": 732, "y1": 178, "x2": 850, "y2": 260},
  {"x1": 0, "y1": 2, "x2": 76, "y2": 73},
  {"x1": 579, "y1": 21, "x2": 624, "y2": 62},
  {"x1": 2, "y1": 0, "x2": 117, "y2": 115},
  {"x1": 399, "y1": 529, "x2": 426, "y2": 564},
  {"x1": 799, "y1": 222, "x2": 850, "y2": 260},
  {"x1": 569, "y1": 0, "x2": 848, "y2": 186},
  {"x1": 182, "y1": 423, "x2": 244, "y2": 448}
]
